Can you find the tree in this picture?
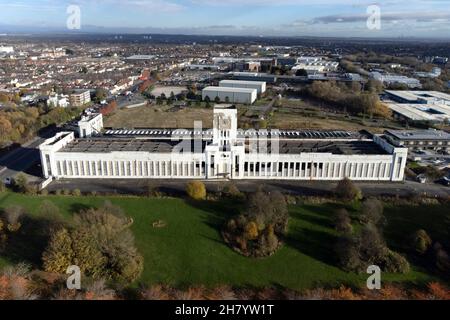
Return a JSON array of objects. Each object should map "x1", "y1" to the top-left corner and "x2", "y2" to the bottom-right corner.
[
  {"x1": 433, "y1": 243, "x2": 450, "y2": 273},
  {"x1": 13, "y1": 173, "x2": 29, "y2": 193},
  {"x1": 100, "y1": 101, "x2": 117, "y2": 116},
  {"x1": 244, "y1": 222, "x2": 259, "y2": 240},
  {"x1": 2, "y1": 205, "x2": 24, "y2": 231},
  {"x1": 246, "y1": 190, "x2": 289, "y2": 234},
  {"x1": 43, "y1": 227, "x2": 105, "y2": 278},
  {"x1": 360, "y1": 198, "x2": 384, "y2": 226},
  {"x1": 43, "y1": 203, "x2": 143, "y2": 284},
  {"x1": 334, "y1": 208, "x2": 353, "y2": 234},
  {"x1": 186, "y1": 181, "x2": 206, "y2": 200},
  {"x1": 94, "y1": 88, "x2": 107, "y2": 103},
  {"x1": 411, "y1": 229, "x2": 432, "y2": 255},
  {"x1": 335, "y1": 178, "x2": 362, "y2": 202},
  {"x1": 366, "y1": 79, "x2": 384, "y2": 94},
  {"x1": 335, "y1": 235, "x2": 361, "y2": 271}
]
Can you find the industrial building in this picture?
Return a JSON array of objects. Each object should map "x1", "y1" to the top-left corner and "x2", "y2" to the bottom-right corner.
[
  {"x1": 219, "y1": 80, "x2": 266, "y2": 94},
  {"x1": 385, "y1": 90, "x2": 450, "y2": 123},
  {"x1": 371, "y1": 72, "x2": 421, "y2": 89},
  {"x1": 231, "y1": 72, "x2": 277, "y2": 84},
  {"x1": 202, "y1": 86, "x2": 257, "y2": 104},
  {"x1": 384, "y1": 129, "x2": 450, "y2": 152},
  {"x1": 39, "y1": 105, "x2": 408, "y2": 182}
]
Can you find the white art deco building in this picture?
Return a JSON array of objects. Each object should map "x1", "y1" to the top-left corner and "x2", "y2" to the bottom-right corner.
[{"x1": 39, "y1": 105, "x2": 408, "y2": 182}]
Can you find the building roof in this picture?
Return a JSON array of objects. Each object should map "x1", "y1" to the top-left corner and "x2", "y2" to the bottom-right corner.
[
  {"x1": 61, "y1": 138, "x2": 206, "y2": 153},
  {"x1": 202, "y1": 86, "x2": 257, "y2": 94},
  {"x1": 385, "y1": 90, "x2": 450, "y2": 103},
  {"x1": 385, "y1": 129, "x2": 450, "y2": 141},
  {"x1": 251, "y1": 140, "x2": 388, "y2": 155},
  {"x1": 219, "y1": 80, "x2": 266, "y2": 86},
  {"x1": 387, "y1": 103, "x2": 450, "y2": 122}
]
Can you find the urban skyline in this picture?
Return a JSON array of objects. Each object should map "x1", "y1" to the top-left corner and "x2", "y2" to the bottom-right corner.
[{"x1": 1, "y1": 0, "x2": 450, "y2": 38}]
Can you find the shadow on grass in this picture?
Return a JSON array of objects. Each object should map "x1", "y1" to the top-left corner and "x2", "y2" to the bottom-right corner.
[
  {"x1": 69, "y1": 203, "x2": 94, "y2": 215},
  {"x1": 1, "y1": 214, "x2": 59, "y2": 267},
  {"x1": 285, "y1": 226, "x2": 340, "y2": 266},
  {"x1": 186, "y1": 198, "x2": 244, "y2": 230}
]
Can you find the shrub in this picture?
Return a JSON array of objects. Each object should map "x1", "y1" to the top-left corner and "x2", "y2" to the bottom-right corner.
[
  {"x1": 4, "y1": 206, "x2": 25, "y2": 225},
  {"x1": 379, "y1": 250, "x2": 411, "y2": 274},
  {"x1": 223, "y1": 191, "x2": 288, "y2": 257},
  {"x1": 12, "y1": 174, "x2": 28, "y2": 193},
  {"x1": 335, "y1": 178, "x2": 362, "y2": 202},
  {"x1": 333, "y1": 208, "x2": 353, "y2": 234},
  {"x1": 186, "y1": 181, "x2": 206, "y2": 200},
  {"x1": 244, "y1": 222, "x2": 259, "y2": 240},
  {"x1": 40, "y1": 189, "x2": 49, "y2": 196},
  {"x1": 433, "y1": 243, "x2": 450, "y2": 273},
  {"x1": 62, "y1": 189, "x2": 71, "y2": 196},
  {"x1": 412, "y1": 230, "x2": 432, "y2": 255},
  {"x1": 360, "y1": 198, "x2": 384, "y2": 226},
  {"x1": 335, "y1": 235, "x2": 361, "y2": 272},
  {"x1": 72, "y1": 189, "x2": 82, "y2": 197},
  {"x1": 43, "y1": 203, "x2": 144, "y2": 284},
  {"x1": 222, "y1": 182, "x2": 243, "y2": 199},
  {"x1": 335, "y1": 222, "x2": 410, "y2": 274},
  {"x1": 0, "y1": 182, "x2": 6, "y2": 193}
]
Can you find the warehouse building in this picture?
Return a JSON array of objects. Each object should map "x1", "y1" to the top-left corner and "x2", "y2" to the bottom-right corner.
[
  {"x1": 39, "y1": 105, "x2": 408, "y2": 182},
  {"x1": 202, "y1": 86, "x2": 257, "y2": 104},
  {"x1": 384, "y1": 90, "x2": 450, "y2": 123},
  {"x1": 219, "y1": 80, "x2": 266, "y2": 94}
]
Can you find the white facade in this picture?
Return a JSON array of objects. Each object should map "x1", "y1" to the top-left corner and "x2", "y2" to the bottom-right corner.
[
  {"x1": 219, "y1": 80, "x2": 266, "y2": 94},
  {"x1": 47, "y1": 94, "x2": 69, "y2": 108},
  {"x1": 40, "y1": 105, "x2": 408, "y2": 182},
  {"x1": 202, "y1": 86, "x2": 257, "y2": 104},
  {"x1": 78, "y1": 113, "x2": 103, "y2": 138},
  {"x1": 0, "y1": 46, "x2": 14, "y2": 54}
]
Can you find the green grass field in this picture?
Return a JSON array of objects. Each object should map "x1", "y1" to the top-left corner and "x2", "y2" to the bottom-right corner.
[{"x1": 0, "y1": 192, "x2": 448, "y2": 289}]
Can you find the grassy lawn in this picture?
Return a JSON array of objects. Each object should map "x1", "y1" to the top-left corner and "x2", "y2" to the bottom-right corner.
[
  {"x1": 0, "y1": 192, "x2": 447, "y2": 289},
  {"x1": 105, "y1": 105, "x2": 213, "y2": 129}
]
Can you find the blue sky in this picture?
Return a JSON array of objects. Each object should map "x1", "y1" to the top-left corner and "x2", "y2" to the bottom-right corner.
[{"x1": 1, "y1": 0, "x2": 450, "y2": 37}]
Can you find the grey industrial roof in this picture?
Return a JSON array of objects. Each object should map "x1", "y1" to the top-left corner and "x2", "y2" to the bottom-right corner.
[
  {"x1": 61, "y1": 138, "x2": 206, "y2": 153},
  {"x1": 202, "y1": 86, "x2": 257, "y2": 94},
  {"x1": 252, "y1": 140, "x2": 388, "y2": 155},
  {"x1": 103, "y1": 128, "x2": 362, "y2": 140},
  {"x1": 385, "y1": 129, "x2": 450, "y2": 141}
]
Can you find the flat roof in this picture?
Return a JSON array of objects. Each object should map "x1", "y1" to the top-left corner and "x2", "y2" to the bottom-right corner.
[
  {"x1": 387, "y1": 103, "x2": 450, "y2": 121},
  {"x1": 385, "y1": 129, "x2": 450, "y2": 141},
  {"x1": 219, "y1": 80, "x2": 266, "y2": 86},
  {"x1": 58, "y1": 137, "x2": 386, "y2": 156},
  {"x1": 103, "y1": 128, "x2": 364, "y2": 140},
  {"x1": 385, "y1": 90, "x2": 450, "y2": 102},
  {"x1": 202, "y1": 86, "x2": 257, "y2": 94},
  {"x1": 125, "y1": 55, "x2": 156, "y2": 60},
  {"x1": 252, "y1": 140, "x2": 388, "y2": 155},
  {"x1": 61, "y1": 138, "x2": 206, "y2": 153}
]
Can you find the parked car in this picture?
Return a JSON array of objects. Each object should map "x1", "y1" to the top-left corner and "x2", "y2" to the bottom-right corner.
[
  {"x1": 417, "y1": 174, "x2": 427, "y2": 184},
  {"x1": 437, "y1": 177, "x2": 450, "y2": 186},
  {"x1": 3, "y1": 177, "x2": 12, "y2": 186}
]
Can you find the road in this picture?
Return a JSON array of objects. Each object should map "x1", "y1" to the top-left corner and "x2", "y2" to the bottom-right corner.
[
  {"x1": 0, "y1": 129, "x2": 56, "y2": 184},
  {"x1": 48, "y1": 178, "x2": 450, "y2": 198}
]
